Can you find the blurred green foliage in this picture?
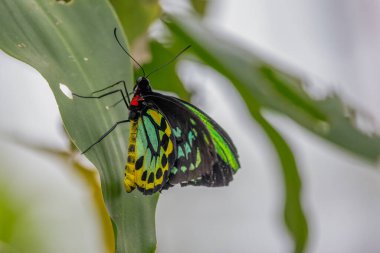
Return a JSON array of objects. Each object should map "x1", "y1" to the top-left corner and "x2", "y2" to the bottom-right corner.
[
  {"x1": 110, "y1": 0, "x2": 161, "y2": 45},
  {"x1": 110, "y1": 0, "x2": 191, "y2": 100},
  {"x1": 0, "y1": 184, "x2": 44, "y2": 253},
  {"x1": 136, "y1": 40, "x2": 191, "y2": 100}
]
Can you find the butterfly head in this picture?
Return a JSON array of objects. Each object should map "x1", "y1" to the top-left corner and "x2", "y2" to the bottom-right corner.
[{"x1": 134, "y1": 76, "x2": 152, "y2": 94}]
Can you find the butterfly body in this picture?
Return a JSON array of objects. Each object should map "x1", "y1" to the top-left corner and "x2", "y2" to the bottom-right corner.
[{"x1": 123, "y1": 77, "x2": 240, "y2": 195}]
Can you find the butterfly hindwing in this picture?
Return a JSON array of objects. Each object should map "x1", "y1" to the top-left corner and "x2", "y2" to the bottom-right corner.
[
  {"x1": 125, "y1": 107, "x2": 176, "y2": 194},
  {"x1": 145, "y1": 94, "x2": 216, "y2": 186},
  {"x1": 177, "y1": 99, "x2": 240, "y2": 186},
  {"x1": 179, "y1": 99, "x2": 240, "y2": 167},
  {"x1": 146, "y1": 93, "x2": 239, "y2": 187}
]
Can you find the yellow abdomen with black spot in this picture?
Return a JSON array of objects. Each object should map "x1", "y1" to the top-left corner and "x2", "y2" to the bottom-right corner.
[{"x1": 124, "y1": 119, "x2": 138, "y2": 192}]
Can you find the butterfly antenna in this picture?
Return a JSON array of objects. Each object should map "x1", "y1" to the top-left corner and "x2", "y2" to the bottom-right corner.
[
  {"x1": 114, "y1": 28, "x2": 146, "y2": 77},
  {"x1": 146, "y1": 45, "x2": 191, "y2": 78}
]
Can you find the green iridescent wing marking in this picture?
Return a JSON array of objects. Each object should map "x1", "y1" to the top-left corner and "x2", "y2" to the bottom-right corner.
[
  {"x1": 133, "y1": 107, "x2": 176, "y2": 194},
  {"x1": 179, "y1": 100, "x2": 240, "y2": 171},
  {"x1": 146, "y1": 93, "x2": 240, "y2": 188},
  {"x1": 175, "y1": 99, "x2": 240, "y2": 187}
]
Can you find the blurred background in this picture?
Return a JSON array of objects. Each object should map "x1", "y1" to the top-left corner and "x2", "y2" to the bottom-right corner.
[{"x1": 1, "y1": 0, "x2": 380, "y2": 252}]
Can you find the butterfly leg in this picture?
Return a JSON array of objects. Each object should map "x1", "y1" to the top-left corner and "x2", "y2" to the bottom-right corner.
[
  {"x1": 73, "y1": 89, "x2": 130, "y2": 109},
  {"x1": 81, "y1": 119, "x2": 130, "y2": 154},
  {"x1": 91, "y1": 80, "x2": 131, "y2": 105}
]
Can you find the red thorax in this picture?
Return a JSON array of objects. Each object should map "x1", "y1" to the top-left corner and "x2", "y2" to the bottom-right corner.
[{"x1": 130, "y1": 94, "x2": 142, "y2": 107}]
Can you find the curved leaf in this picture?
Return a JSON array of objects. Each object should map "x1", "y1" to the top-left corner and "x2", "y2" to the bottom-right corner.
[
  {"x1": 165, "y1": 15, "x2": 380, "y2": 163},
  {"x1": 0, "y1": 1, "x2": 158, "y2": 252},
  {"x1": 252, "y1": 111, "x2": 308, "y2": 253},
  {"x1": 164, "y1": 12, "x2": 380, "y2": 252},
  {"x1": 165, "y1": 14, "x2": 310, "y2": 253}
]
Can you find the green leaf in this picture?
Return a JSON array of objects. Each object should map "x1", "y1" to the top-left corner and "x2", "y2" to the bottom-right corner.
[
  {"x1": 164, "y1": 14, "x2": 311, "y2": 252},
  {"x1": 165, "y1": 15, "x2": 380, "y2": 163},
  {"x1": 0, "y1": 1, "x2": 157, "y2": 253}
]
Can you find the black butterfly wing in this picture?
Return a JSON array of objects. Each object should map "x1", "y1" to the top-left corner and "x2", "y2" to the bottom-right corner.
[
  {"x1": 144, "y1": 93, "x2": 216, "y2": 187},
  {"x1": 145, "y1": 92, "x2": 240, "y2": 188},
  {"x1": 174, "y1": 98, "x2": 240, "y2": 187}
]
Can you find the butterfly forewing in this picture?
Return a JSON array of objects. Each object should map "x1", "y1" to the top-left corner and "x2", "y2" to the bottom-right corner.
[{"x1": 125, "y1": 107, "x2": 176, "y2": 194}]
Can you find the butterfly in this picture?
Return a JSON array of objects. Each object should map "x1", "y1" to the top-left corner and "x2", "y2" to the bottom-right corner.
[{"x1": 74, "y1": 28, "x2": 240, "y2": 195}]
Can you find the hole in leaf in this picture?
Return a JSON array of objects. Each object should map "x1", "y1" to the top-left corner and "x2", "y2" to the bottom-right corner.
[{"x1": 60, "y1": 83, "x2": 73, "y2": 99}]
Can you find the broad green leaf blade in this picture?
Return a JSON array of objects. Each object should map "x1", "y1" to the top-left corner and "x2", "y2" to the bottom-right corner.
[
  {"x1": 165, "y1": 15, "x2": 380, "y2": 163},
  {"x1": 0, "y1": 1, "x2": 158, "y2": 253}
]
